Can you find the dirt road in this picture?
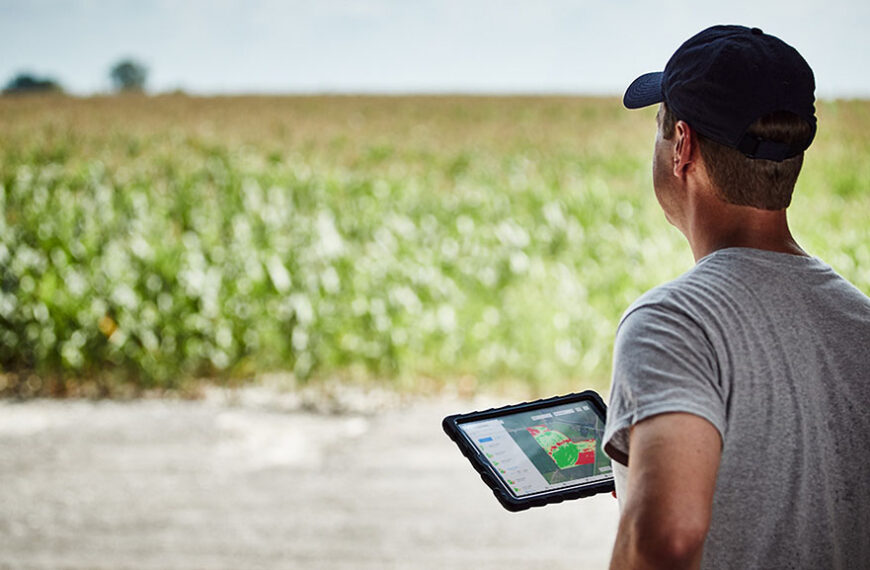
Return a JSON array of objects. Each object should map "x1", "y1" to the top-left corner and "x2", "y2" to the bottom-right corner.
[{"x1": 0, "y1": 389, "x2": 618, "y2": 569}]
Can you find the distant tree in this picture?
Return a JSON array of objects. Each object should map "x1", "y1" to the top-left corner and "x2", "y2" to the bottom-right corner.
[
  {"x1": 3, "y1": 73, "x2": 63, "y2": 95},
  {"x1": 109, "y1": 59, "x2": 148, "y2": 92}
]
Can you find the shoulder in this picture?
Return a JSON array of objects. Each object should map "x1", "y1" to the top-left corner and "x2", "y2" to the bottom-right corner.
[
  {"x1": 613, "y1": 255, "x2": 730, "y2": 369},
  {"x1": 618, "y1": 254, "x2": 725, "y2": 331},
  {"x1": 619, "y1": 247, "x2": 850, "y2": 331},
  {"x1": 606, "y1": 265, "x2": 728, "y2": 463}
]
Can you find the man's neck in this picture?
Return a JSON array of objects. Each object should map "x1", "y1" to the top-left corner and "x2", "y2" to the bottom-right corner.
[{"x1": 683, "y1": 195, "x2": 807, "y2": 262}]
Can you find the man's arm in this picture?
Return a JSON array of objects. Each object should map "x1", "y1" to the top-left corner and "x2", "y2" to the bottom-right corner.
[{"x1": 609, "y1": 412, "x2": 722, "y2": 570}]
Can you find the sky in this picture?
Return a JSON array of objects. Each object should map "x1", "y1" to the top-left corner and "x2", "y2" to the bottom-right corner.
[{"x1": 2, "y1": 0, "x2": 869, "y2": 98}]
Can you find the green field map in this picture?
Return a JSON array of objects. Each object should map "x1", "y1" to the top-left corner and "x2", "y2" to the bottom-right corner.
[{"x1": 526, "y1": 425, "x2": 596, "y2": 469}]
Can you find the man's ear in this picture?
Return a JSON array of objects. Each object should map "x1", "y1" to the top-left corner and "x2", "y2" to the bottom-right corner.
[{"x1": 672, "y1": 120, "x2": 696, "y2": 178}]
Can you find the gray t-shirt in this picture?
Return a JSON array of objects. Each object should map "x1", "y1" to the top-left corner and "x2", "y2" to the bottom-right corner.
[{"x1": 603, "y1": 247, "x2": 870, "y2": 569}]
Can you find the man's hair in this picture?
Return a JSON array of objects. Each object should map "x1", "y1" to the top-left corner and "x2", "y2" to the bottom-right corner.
[{"x1": 661, "y1": 104, "x2": 812, "y2": 210}]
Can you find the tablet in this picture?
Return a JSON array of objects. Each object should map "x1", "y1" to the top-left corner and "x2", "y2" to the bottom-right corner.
[{"x1": 443, "y1": 391, "x2": 614, "y2": 512}]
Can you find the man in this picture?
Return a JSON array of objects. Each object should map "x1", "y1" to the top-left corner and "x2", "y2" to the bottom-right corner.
[{"x1": 602, "y1": 25, "x2": 870, "y2": 569}]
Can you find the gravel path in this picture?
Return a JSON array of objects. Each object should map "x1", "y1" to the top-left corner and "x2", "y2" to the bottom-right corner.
[{"x1": 0, "y1": 391, "x2": 619, "y2": 569}]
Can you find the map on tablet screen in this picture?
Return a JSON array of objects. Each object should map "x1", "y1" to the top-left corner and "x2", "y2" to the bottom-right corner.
[{"x1": 458, "y1": 400, "x2": 612, "y2": 497}]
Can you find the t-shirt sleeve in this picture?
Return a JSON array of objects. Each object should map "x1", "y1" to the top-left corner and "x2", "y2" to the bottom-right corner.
[{"x1": 603, "y1": 303, "x2": 726, "y2": 466}]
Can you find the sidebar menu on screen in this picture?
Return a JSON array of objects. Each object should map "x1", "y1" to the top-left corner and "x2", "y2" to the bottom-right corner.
[{"x1": 460, "y1": 420, "x2": 549, "y2": 496}]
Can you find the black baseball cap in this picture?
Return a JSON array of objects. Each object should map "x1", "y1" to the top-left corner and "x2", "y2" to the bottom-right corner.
[{"x1": 624, "y1": 25, "x2": 816, "y2": 162}]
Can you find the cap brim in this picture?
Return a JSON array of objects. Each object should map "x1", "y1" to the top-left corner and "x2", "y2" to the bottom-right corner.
[{"x1": 623, "y1": 72, "x2": 664, "y2": 109}]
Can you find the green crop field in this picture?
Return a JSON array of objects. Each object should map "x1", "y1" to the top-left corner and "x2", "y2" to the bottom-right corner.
[{"x1": 1, "y1": 94, "x2": 868, "y2": 397}]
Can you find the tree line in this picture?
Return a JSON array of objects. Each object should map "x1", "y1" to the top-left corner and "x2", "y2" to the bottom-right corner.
[{"x1": 3, "y1": 59, "x2": 148, "y2": 95}]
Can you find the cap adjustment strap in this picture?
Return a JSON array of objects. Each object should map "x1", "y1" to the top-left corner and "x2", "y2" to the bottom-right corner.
[{"x1": 736, "y1": 133, "x2": 804, "y2": 162}]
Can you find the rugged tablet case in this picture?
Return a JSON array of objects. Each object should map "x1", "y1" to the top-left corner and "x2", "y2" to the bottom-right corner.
[{"x1": 442, "y1": 390, "x2": 615, "y2": 512}]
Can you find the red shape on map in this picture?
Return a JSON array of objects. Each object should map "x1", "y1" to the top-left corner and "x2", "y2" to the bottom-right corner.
[
  {"x1": 575, "y1": 440, "x2": 596, "y2": 465},
  {"x1": 526, "y1": 425, "x2": 546, "y2": 437}
]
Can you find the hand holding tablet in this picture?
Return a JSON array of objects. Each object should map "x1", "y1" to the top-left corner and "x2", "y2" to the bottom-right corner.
[{"x1": 443, "y1": 391, "x2": 614, "y2": 511}]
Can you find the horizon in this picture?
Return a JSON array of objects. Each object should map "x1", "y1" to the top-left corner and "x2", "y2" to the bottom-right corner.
[{"x1": 5, "y1": 91, "x2": 869, "y2": 102}]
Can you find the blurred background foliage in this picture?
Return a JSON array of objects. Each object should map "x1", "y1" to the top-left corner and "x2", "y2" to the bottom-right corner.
[{"x1": 0, "y1": 95, "x2": 868, "y2": 397}]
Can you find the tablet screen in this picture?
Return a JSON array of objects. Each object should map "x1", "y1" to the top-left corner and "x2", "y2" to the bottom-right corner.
[{"x1": 457, "y1": 400, "x2": 612, "y2": 497}]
